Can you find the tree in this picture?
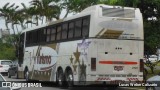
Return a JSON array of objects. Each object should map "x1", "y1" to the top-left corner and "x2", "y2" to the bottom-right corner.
[
  {"x1": 0, "y1": 3, "x2": 13, "y2": 30},
  {"x1": 0, "y1": 42, "x2": 16, "y2": 60},
  {"x1": 139, "y1": 0, "x2": 160, "y2": 54},
  {"x1": 58, "y1": 0, "x2": 98, "y2": 18},
  {"x1": 0, "y1": 3, "x2": 20, "y2": 34},
  {"x1": 30, "y1": 0, "x2": 61, "y2": 24}
]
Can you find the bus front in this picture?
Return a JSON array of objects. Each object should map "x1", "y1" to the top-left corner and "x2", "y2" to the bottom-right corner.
[{"x1": 87, "y1": 5, "x2": 144, "y2": 85}]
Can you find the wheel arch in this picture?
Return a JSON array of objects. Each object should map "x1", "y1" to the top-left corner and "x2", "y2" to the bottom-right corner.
[
  {"x1": 65, "y1": 66, "x2": 72, "y2": 73},
  {"x1": 24, "y1": 66, "x2": 29, "y2": 72},
  {"x1": 57, "y1": 66, "x2": 63, "y2": 72}
]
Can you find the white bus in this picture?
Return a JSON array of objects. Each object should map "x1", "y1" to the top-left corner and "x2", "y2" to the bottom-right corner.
[{"x1": 17, "y1": 4, "x2": 144, "y2": 86}]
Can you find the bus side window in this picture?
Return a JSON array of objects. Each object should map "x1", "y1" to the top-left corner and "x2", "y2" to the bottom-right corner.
[
  {"x1": 68, "y1": 22, "x2": 74, "y2": 39},
  {"x1": 37, "y1": 30, "x2": 40, "y2": 43},
  {"x1": 62, "y1": 23, "x2": 68, "y2": 40},
  {"x1": 82, "y1": 17, "x2": 90, "y2": 37},
  {"x1": 46, "y1": 28, "x2": 51, "y2": 42},
  {"x1": 43, "y1": 28, "x2": 46, "y2": 42},
  {"x1": 28, "y1": 32, "x2": 32, "y2": 44},
  {"x1": 56, "y1": 25, "x2": 62, "y2": 40},
  {"x1": 75, "y1": 19, "x2": 82, "y2": 37},
  {"x1": 33, "y1": 30, "x2": 38, "y2": 44},
  {"x1": 26, "y1": 32, "x2": 30, "y2": 45},
  {"x1": 51, "y1": 27, "x2": 56, "y2": 41}
]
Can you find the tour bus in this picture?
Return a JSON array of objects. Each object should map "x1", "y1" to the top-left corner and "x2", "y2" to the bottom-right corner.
[{"x1": 16, "y1": 4, "x2": 144, "y2": 87}]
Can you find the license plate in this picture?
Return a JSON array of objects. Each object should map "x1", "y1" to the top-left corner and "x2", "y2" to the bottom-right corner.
[{"x1": 114, "y1": 66, "x2": 124, "y2": 71}]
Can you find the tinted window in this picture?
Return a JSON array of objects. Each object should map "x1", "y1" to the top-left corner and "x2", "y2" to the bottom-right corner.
[
  {"x1": 46, "y1": 28, "x2": 51, "y2": 42},
  {"x1": 1, "y1": 61, "x2": 12, "y2": 65},
  {"x1": 82, "y1": 17, "x2": 90, "y2": 37},
  {"x1": 75, "y1": 19, "x2": 82, "y2": 37},
  {"x1": 26, "y1": 32, "x2": 31, "y2": 44},
  {"x1": 56, "y1": 25, "x2": 62, "y2": 40},
  {"x1": 37, "y1": 29, "x2": 46, "y2": 43},
  {"x1": 102, "y1": 7, "x2": 135, "y2": 18},
  {"x1": 30, "y1": 32, "x2": 34, "y2": 43},
  {"x1": 51, "y1": 27, "x2": 56, "y2": 41},
  {"x1": 42, "y1": 29, "x2": 46, "y2": 42},
  {"x1": 25, "y1": 15, "x2": 90, "y2": 44},
  {"x1": 33, "y1": 30, "x2": 38, "y2": 43},
  {"x1": 68, "y1": 22, "x2": 74, "y2": 38},
  {"x1": 62, "y1": 23, "x2": 68, "y2": 39}
]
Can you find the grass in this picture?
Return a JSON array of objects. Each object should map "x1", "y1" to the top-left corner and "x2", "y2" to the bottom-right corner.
[
  {"x1": 157, "y1": 62, "x2": 160, "y2": 66},
  {"x1": 126, "y1": 69, "x2": 160, "y2": 90},
  {"x1": 146, "y1": 69, "x2": 160, "y2": 79},
  {"x1": 120, "y1": 65, "x2": 160, "y2": 90}
]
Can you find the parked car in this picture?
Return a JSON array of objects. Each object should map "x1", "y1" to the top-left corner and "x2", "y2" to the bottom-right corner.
[
  {"x1": 0, "y1": 74, "x2": 21, "y2": 90},
  {"x1": 0, "y1": 60, "x2": 13, "y2": 75},
  {"x1": 146, "y1": 73, "x2": 160, "y2": 90},
  {"x1": 148, "y1": 55, "x2": 158, "y2": 63},
  {"x1": 8, "y1": 60, "x2": 18, "y2": 78}
]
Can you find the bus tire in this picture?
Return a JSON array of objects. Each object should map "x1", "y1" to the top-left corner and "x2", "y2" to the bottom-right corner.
[
  {"x1": 57, "y1": 69, "x2": 65, "y2": 87},
  {"x1": 66, "y1": 69, "x2": 74, "y2": 87}
]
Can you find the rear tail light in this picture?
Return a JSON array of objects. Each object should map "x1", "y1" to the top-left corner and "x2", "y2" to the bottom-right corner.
[
  {"x1": 140, "y1": 59, "x2": 144, "y2": 72},
  {"x1": 0, "y1": 65, "x2": 3, "y2": 68},
  {"x1": 91, "y1": 58, "x2": 96, "y2": 71}
]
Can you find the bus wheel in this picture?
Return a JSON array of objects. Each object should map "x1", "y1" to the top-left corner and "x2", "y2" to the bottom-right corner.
[
  {"x1": 66, "y1": 70, "x2": 73, "y2": 87},
  {"x1": 57, "y1": 69, "x2": 65, "y2": 87}
]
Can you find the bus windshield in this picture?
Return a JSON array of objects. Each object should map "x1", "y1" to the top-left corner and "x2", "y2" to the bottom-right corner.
[{"x1": 102, "y1": 7, "x2": 135, "y2": 18}]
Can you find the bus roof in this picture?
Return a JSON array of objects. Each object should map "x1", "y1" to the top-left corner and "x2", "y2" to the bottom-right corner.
[{"x1": 20, "y1": 4, "x2": 139, "y2": 34}]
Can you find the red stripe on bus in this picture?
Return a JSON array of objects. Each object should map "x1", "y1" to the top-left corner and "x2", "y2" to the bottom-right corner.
[{"x1": 99, "y1": 61, "x2": 137, "y2": 65}]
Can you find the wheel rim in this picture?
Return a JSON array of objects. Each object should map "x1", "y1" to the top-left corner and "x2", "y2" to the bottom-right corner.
[
  {"x1": 67, "y1": 73, "x2": 73, "y2": 86},
  {"x1": 68, "y1": 74, "x2": 73, "y2": 82}
]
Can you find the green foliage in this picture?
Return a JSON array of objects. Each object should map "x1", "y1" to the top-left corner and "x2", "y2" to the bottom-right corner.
[
  {"x1": 0, "y1": 34, "x2": 19, "y2": 60},
  {"x1": 0, "y1": 43, "x2": 16, "y2": 60},
  {"x1": 98, "y1": 0, "x2": 139, "y2": 7}
]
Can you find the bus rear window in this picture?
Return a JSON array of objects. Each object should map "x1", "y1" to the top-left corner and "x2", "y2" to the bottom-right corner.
[
  {"x1": 102, "y1": 7, "x2": 135, "y2": 18},
  {"x1": 1, "y1": 61, "x2": 12, "y2": 65}
]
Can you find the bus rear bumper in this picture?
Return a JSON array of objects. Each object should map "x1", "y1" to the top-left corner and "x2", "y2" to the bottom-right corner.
[{"x1": 83, "y1": 75, "x2": 144, "y2": 86}]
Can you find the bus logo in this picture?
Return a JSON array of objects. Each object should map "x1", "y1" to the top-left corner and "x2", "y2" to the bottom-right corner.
[{"x1": 114, "y1": 66, "x2": 124, "y2": 71}]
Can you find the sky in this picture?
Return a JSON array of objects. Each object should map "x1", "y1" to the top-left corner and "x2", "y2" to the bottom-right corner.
[
  {"x1": 0, "y1": 0, "x2": 32, "y2": 34},
  {"x1": 0, "y1": 0, "x2": 73, "y2": 35},
  {"x1": 0, "y1": 0, "x2": 32, "y2": 8}
]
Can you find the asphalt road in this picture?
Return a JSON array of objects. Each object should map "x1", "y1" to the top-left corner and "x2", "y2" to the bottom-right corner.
[{"x1": 3, "y1": 76, "x2": 144, "y2": 90}]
